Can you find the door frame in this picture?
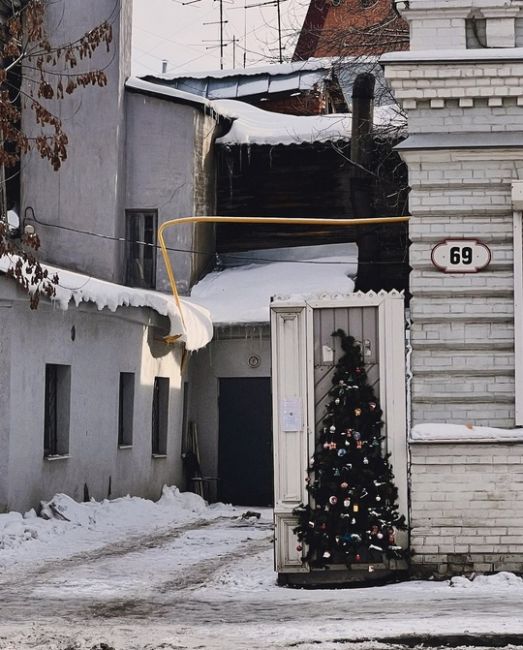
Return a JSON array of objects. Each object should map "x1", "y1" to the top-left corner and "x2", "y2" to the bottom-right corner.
[{"x1": 271, "y1": 291, "x2": 408, "y2": 575}]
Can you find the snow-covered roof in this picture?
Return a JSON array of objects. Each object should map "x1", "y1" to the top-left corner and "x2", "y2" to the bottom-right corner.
[
  {"x1": 188, "y1": 243, "x2": 358, "y2": 325},
  {"x1": 141, "y1": 60, "x2": 337, "y2": 102},
  {"x1": 214, "y1": 99, "x2": 406, "y2": 146},
  {"x1": 214, "y1": 99, "x2": 351, "y2": 146},
  {"x1": 0, "y1": 256, "x2": 213, "y2": 351},
  {"x1": 150, "y1": 59, "x2": 336, "y2": 82}
]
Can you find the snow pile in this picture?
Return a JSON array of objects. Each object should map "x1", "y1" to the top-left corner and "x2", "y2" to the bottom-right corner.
[
  {"x1": 450, "y1": 572, "x2": 523, "y2": 589},
  {"x1": 0, "y1": 486, "x2": 236, "y2": 571},
  {"x1": 39, "y1": 486, "x2": 232, "y2": 528},
  {"x1": 189, "y1": 251, "x2": 357, "y2": 325},
  {"x1": 0, "y1": 255, "x2": 213, "y2": 351},
  {"x1": 411, "y1": 423, "x2": 523, "y2": 442},
  {"x1": 0, "y1": 511, "x2": 41, "y2": 550}
]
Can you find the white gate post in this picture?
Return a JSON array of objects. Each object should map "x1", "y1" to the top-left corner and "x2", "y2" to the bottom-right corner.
[{"x1": 271, "y1": 304, "x2": 309, "y2": 573}]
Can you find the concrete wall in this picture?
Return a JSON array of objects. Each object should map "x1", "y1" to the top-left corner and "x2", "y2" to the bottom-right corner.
[
  {"x1": 188, "y1": 326, "x2": 271, "y2": 487},
  {"x1": 410, "y1": 441, "x2": 523, "y2": 577},
  {"x1": 21, "y1": 0, "x2": 132, "y2": 283},
  {"x1": 124, "y1": 93, "x2": 218, "y2": 295},
  {"x1": 1, "y1": 279, "x2": 187, "y2": 513}
]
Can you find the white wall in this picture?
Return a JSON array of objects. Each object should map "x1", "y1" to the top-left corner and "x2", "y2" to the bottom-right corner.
[
  {"x1": 21, "y1": 0, "x2": 132, "y2": 283},
  {"x1": 124, "y1": 92, "x2": 218, "y2": 295},
  {"x1": 1, "y1": 280, "x2": 187, "y2": 512}
]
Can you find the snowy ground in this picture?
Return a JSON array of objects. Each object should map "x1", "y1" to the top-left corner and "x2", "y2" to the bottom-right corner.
[{"x1": 1, "y1": 488, "x2": 523, "y2": 650}]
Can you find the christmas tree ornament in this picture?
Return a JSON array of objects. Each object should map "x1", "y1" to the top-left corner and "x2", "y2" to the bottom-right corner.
[
  {"x1": 329, "y1": 495, "x2": 338, "y2": 505},
  {"x1": 355, "y1": 553, "x2": 361, "y2": 561},
  {"x1": 296, "y1": 544, "x2": 303, "y2": 552},
  {"x1": 353, "y1": 432, "x2": 361, "y2": 441},
  {"x1": 335, "y1": 398, "x2": 340, "y2": 405},
  {"x1": 329, "y1": 425, "x2": 336, "y2": 433},
  {"x1": 353, "y1": 504, "x2": 359, "y2": 513},
  {"x1": 340, "y1": 482, "x2": 348, "y2": 489},
  {"x1": 369, "y1": 402, "x2": 376, "y2": 411},
  {"x1": 363, "y1": 457, "x2": 369, "y2": 465},
  {"x1": 337, "y1": 449, "x2": 347, "y2": 457},
  {"x1": 356, "y1": 440, "x2": 363, "y2": 449},
  {"x1": 343, "y1": 498, "x2": 351, "y2": 508},
  {"x1": 354, "y1": 408, "x2": 362, "y2": 416},
  {"x1": 323, "y1": 551, "x2": 331, "y2": 559}
]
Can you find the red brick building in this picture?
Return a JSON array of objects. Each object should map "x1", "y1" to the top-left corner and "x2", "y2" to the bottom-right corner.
[{"x1": 293, "y1": 0, "x2": 409, "y2": 60}]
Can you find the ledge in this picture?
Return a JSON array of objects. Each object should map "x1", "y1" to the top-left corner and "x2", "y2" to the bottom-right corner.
[
  {"x1": 44, "y1": 454, "x2": 70, "y2": 462},
  {"x1": 152, "y1": 453, "x2": 167, "y2": 459},
  {"x1": 118, "y1": 445, "x2": 133, "y2": 450}
]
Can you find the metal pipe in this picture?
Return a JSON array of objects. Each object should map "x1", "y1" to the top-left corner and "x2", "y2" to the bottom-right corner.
[{"x1": 158, "y1": 215, "x2": 410, "y2": 331}]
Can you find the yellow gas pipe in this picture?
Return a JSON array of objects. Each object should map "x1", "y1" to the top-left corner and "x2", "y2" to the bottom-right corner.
[{"x1": 158, "y1": 215, "x2": 410, "y2": 342}]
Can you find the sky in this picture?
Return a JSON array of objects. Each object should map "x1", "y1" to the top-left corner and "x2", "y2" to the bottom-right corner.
[{"x1": 131, "y1": 0, "x2": 310, "y2": 77}]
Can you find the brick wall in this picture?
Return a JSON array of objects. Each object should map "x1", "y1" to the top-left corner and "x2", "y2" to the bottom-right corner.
[{"x1": 410, "y1": 441, "x2": 523, "y2": 577}]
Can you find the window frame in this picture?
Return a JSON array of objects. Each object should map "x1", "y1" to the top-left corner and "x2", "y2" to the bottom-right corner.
[
  {"x1": 124, "y1": 209, "x2": 158, "y2": 289},
  {"x1": 44, "y1": 363, "x2": 71, "y2": 458},
  {"x1": 118, "y1": 372, "x2": 135, "y2": 447},
  {"x1": 152, "y1": 376, "x2": 170, "y2": 456}
]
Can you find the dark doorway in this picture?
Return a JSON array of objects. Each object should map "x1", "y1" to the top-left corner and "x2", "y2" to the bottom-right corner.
[{"x1": 218, "y1": 377, "x2": 273, "y2": 506}]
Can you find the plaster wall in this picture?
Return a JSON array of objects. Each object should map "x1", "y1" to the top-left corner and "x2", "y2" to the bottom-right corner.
[
  {"x1": 3, "y1": 288, "x2": 186, "y2": 513},
  {"x1": 0, "y1": 297, "x2": 12, "y2": 512},
  {"x1": 20, "y1": 0, "x2": 132, "y2": 283},
  {"x1": 188, "y1": 327, "x2": 271, "y2": 486},
  {"x1": 125, "y1": 93, "x2": 218, "y2": 295}
]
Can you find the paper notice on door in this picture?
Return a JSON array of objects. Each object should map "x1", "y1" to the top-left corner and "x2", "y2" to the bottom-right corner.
[{"x1": 282, "y1": 398, "x2": 303, "y2": 431}]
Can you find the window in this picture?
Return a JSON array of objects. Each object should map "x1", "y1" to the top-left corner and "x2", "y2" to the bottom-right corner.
[
  {"x1": 118, "y1": 372, "x2": 135, "y2": 446},
  {"x1": 125, "y1": 210, "x2": 157, "y2": 289},
  {"x1": 152, "y1": 377, "x2": 169, "y2": 455},
  {"x1": 44, "y1": 364, "x2": 71, "y2": 457}
]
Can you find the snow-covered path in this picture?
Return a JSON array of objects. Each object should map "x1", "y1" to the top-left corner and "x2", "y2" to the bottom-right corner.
[{"x1": 1, "y1": 489, "x2": 523, "y2": 649}]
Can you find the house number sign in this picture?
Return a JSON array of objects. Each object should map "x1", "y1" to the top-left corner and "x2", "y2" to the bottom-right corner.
[{"x1": 431, "y1": 239, "x2": 491, "y2": 273}]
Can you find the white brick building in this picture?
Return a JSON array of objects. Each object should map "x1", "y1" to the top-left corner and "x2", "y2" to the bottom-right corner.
[{"x1": 382, "y1": 0, "x2": 523, "y2": 576}]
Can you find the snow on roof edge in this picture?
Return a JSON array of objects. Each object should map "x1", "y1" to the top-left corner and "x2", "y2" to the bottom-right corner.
[
  {"x1": 147, "y1": 58, "x2": 341, "y2": 82},
  {"x1": 0, "y1": 256, "x2": 213, "y2": 352},
  {"x1": 381, "y1": 47, "x2": 523, "y2": 64},
  {"x1": 126, "y1": 77, "x2": 212, "y2": 111}
]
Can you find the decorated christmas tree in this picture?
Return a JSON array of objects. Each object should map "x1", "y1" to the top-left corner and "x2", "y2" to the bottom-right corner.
[{"x1": 294, "y1": 329, "x2": 406, "y2": 568}]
